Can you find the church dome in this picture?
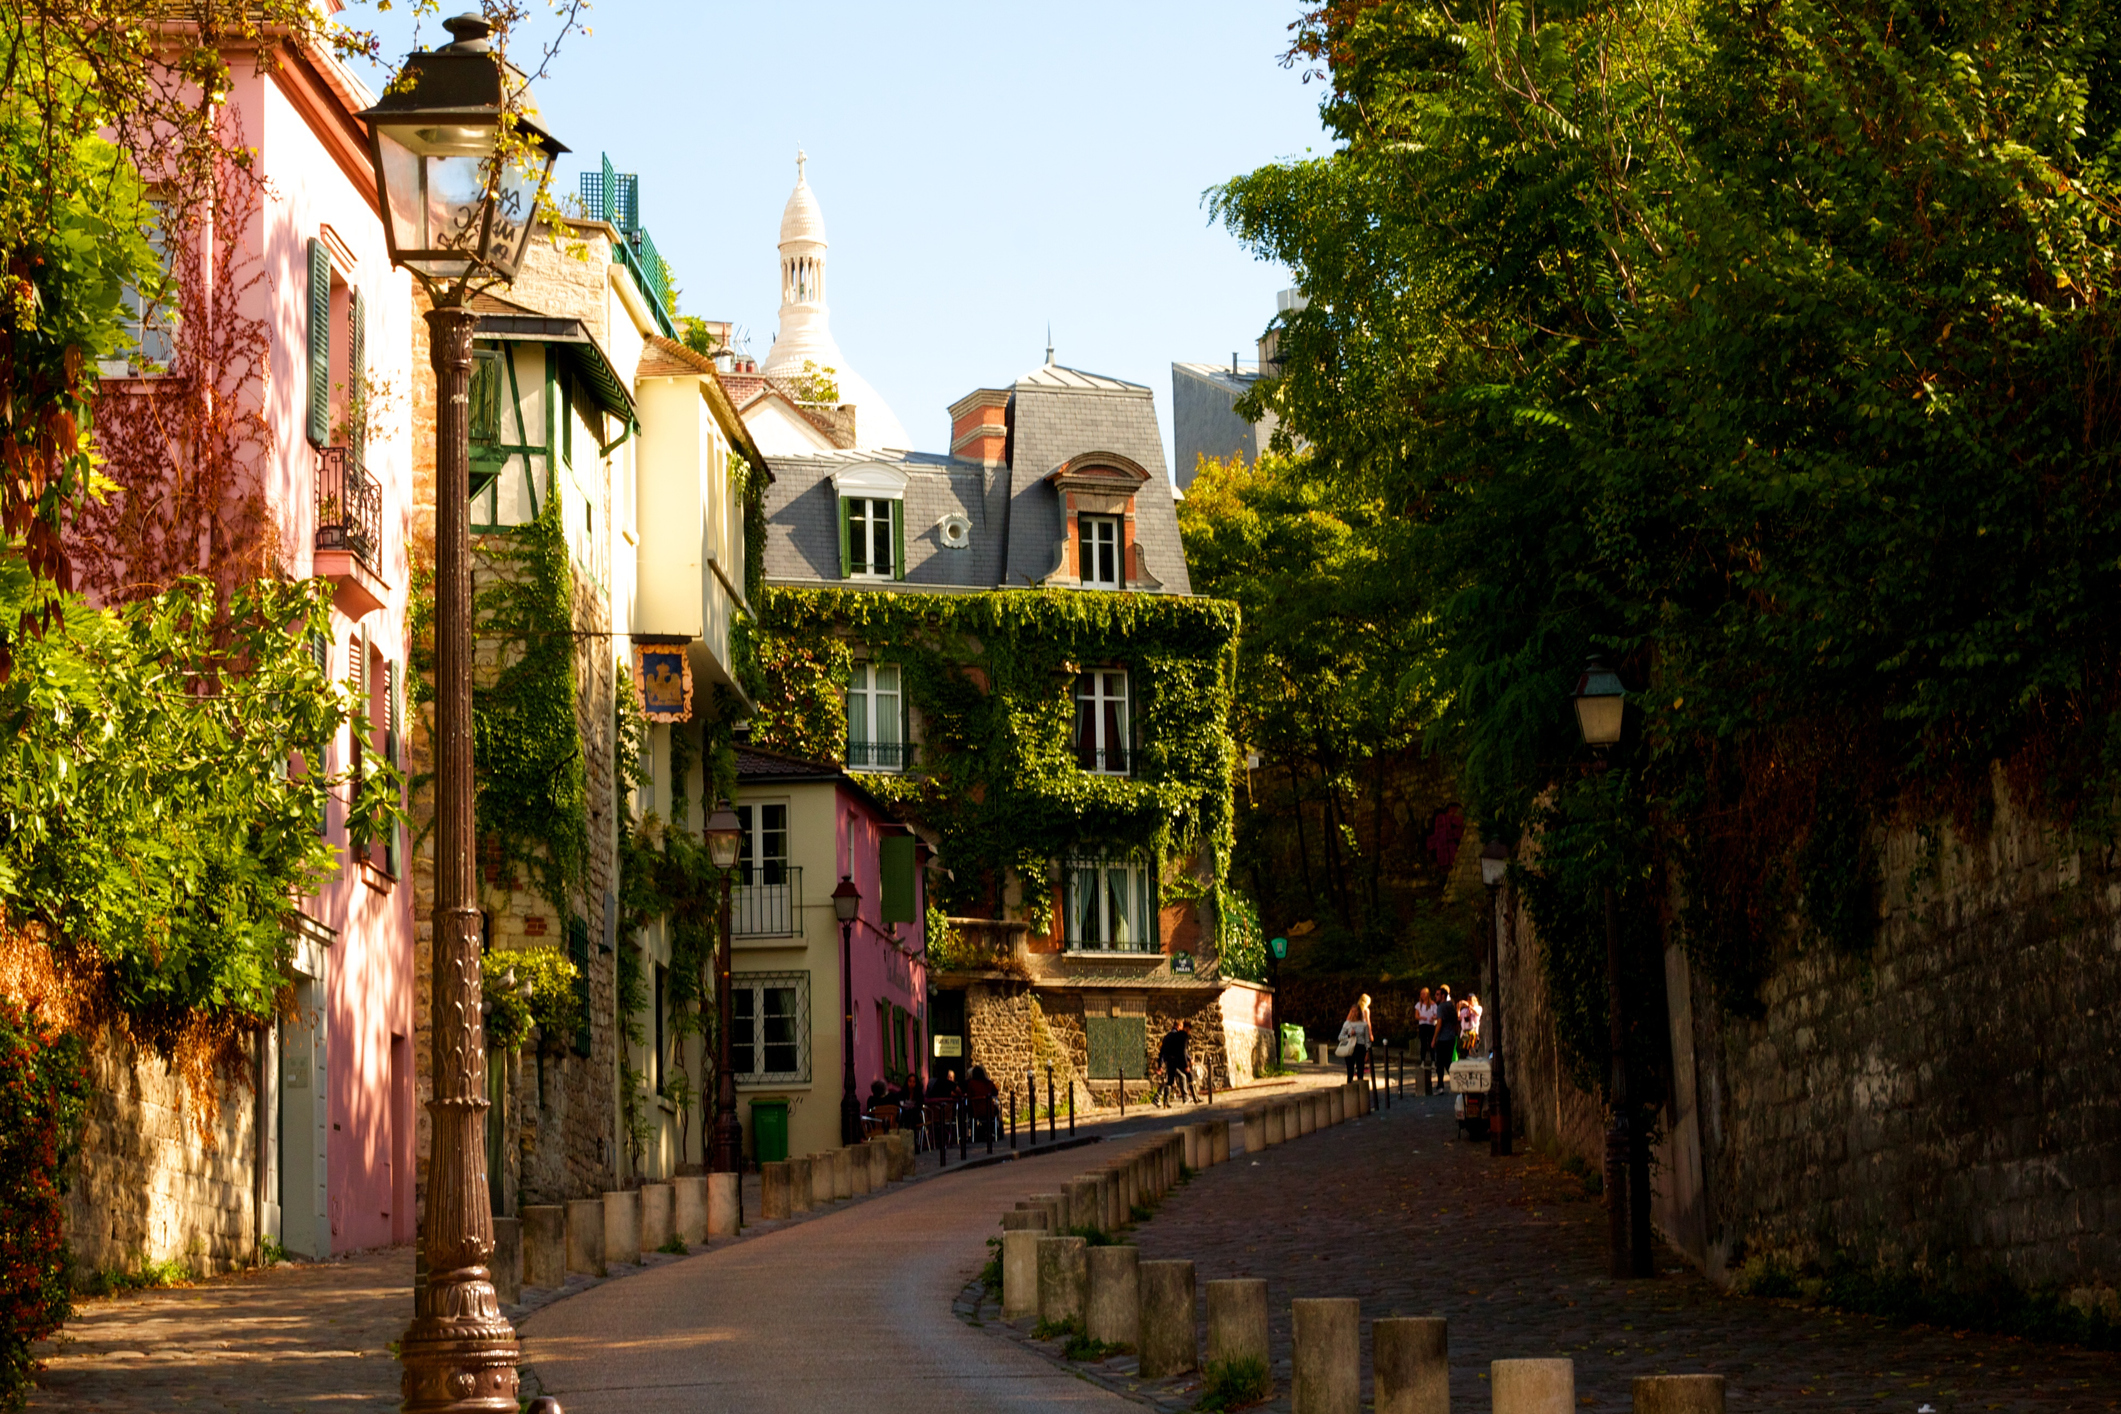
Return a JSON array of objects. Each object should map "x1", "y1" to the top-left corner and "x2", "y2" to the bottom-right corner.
[{"x1": 779, "y1": 156, "x2": 827, "y2": 247}]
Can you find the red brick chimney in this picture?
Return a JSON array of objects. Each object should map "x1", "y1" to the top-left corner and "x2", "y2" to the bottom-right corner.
[{"x1": 948, "y1": 388, "x2": 1011, "y2": 468}]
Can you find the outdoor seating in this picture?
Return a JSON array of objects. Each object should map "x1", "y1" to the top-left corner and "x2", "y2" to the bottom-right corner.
[{"x1": 862, "y1": 1102, "x2": 898, "y2": 1139}]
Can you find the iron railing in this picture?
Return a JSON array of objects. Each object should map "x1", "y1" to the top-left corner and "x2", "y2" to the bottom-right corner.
[
  {"x1": 732, "y1": 865, "x2": 801, "y2": 938},
  {"x1": 580, "y1": 156, "x2": 677, "y2": 337},
  {"x1": 846, "y1": 739, "x2": 917, "y2": 772},
  {"x1": 315, "y1": 446, "x2": 380, "y2": 568}
]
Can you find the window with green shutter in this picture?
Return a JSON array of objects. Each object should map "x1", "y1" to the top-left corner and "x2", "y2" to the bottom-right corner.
[
  {"x1": 842, "y1": 497, "x2": 900, "y2": 578},
  {"x1": 307, "y1": 238, "x2": 331, "y2": 447},
  {"x1": 880, "y1": 834, "x2": 917, "y2": 923},
  {"x1": 347, "y1": 288, "x2": 366, "y2": 464}
]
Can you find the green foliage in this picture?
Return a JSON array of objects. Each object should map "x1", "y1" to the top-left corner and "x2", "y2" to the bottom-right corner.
[
  {"x1": 979, "y1": 1236, "x2": 1002, "y2": 1292},
  {"x1": 677, "y1": 316, "x2": 720, "y2": 358},
  {"x1": 788, "y1": 360, "x2": 840, "y2": 403},
  {"x1": 741, "y1": 587, "x2": 1241, "y2": 936},
  {"x1": 1731, "y1": 1252, "x2": 2121, "y2": 1351},
  {"x1": 0, "y1": 572, "x2": 394, "y2": 1028},
  {"x1": 480, "y1": 946, "x2": 581, "y2": 1056},
  {"x1": 0, "y1": 1002, "x2": 86, "y2": 1410},
  {"x1": 1217, "y1": 0, "x2": 2121, "y2": 1006},
  {"x1": 1198, "y1": 1355, "x2": 1272, "y2": 1410},
  {"x1": 1030, "y1": 1314, "x2": 1083, "y2": 1342},
  {"x1": 656, "y1": 1235, "x2": 688, "y2": 1256},
  {"x1": 1060, "y1": 1326, "x2": 1127, "y2": 1362}
]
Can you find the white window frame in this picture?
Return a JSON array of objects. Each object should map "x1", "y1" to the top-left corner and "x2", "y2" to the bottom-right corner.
[
  {"x1": 1065, "y1": 856, "x2": 1158, "y2": 953},
  {"x1": 1076, "y1": 670, "x2": 1130, "y2": 775},
  {"x1": 846, "y1": 496, "x2": 897, "y2": 578},
  {"x1": 108, "y1": 199, "x2": 176, "y2": 377},
  {"x1": 1079, "y1": 513, "x2": 1122, "y2": 589},
  {"x1": 730, "y1": 971, "x2": 810, "y2": 1085},
  {"x1": 847, "y1": 660, "x2": 907, "y2": 772}
]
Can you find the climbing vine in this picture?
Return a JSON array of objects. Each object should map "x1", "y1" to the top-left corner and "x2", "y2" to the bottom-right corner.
[{"x1": 738, "y1": 586, "x2": 1241, "y2": 937}]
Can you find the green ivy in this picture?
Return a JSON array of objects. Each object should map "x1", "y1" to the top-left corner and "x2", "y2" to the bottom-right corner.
[
  {"x1": 739, "y1": 586, "x2": 1241, "y2": 936},
  {"x1": 479, "y1": 945, "x2": 582, "y2": 1055}
]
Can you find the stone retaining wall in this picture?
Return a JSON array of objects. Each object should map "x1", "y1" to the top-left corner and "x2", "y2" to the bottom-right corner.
[{"x1": 1499, "y1": 775, "x2": 2121, "y2": 1306}]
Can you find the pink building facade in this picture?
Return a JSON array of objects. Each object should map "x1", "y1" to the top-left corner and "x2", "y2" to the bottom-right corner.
[{"x1": 77, "y1": 33, "x2": 416, "y2": 1269}]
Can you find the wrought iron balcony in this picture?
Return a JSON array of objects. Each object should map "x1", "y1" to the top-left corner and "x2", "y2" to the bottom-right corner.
[
  {"x1": 732, "y1": 865, "x2": 801, "y2": 938},
  {"x1": 315, "y1": 446, "x2": 381, "y2": 568},
  {"x1": 846, "y1": 739, "x2": 918, "y2": 772}
]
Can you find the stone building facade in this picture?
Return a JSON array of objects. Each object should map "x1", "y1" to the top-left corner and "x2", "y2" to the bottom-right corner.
[{"x1": 1496, "y1": 770, "x2": 2121, "y2": 1310}]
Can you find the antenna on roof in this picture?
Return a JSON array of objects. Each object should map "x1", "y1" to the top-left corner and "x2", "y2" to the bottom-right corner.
[{"x1": 1045, "y1": 323, "x2": 1054, "y2": 365}]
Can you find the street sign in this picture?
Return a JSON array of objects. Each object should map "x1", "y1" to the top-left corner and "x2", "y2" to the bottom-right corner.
[
  {"x1": 933, "y1": 1035, "x2": 963, "y2": 1058},
  {"x1": 1171, "y1": 952, "x2": 1195, "y2": 974},
  {"x1": 1269, "y1": 936, "x2": 1288, "y2": 960}
]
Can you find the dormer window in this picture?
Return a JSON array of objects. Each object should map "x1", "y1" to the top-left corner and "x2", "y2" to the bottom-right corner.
[
  {"x1": 1080, "y1": 515, "x2": 1122, "y2": 589},
  {"x1": 831, "y1": 462, "x2": 911, "y2": 582},
  {"x1": 843, "y1": 497, "x2": 899, "y2": 578}
]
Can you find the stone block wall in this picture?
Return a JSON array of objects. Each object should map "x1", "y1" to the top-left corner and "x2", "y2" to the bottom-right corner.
[
  {"x1": 64, "y1": 1027, "x2": 258, "y2": 1280},
  {"x1": 961, "y1": 980, "x2": 1236, "y2": 1110},
  {"x1": 1499, "y1": 776, "x2": 2121, "y2": 1305}
]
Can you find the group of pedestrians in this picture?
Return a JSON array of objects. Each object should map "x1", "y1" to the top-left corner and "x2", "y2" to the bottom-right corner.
[{"x1": 1332, "y1": 985, "x2": 1484, "y2": 1088}]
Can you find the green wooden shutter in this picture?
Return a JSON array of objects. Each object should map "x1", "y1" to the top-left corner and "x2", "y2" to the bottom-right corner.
[
  {"x1": 348, "y1": 287, "x2": 366, "y2": 467},
  {"x1": 880, "y1": 835, "x2": 917, "y2": 923},
  {"x1": 837, "y1": 496, "x2": 852, "y2": 577},
  {"x1": 891, "y1": 498, "x2": 905, "y2": 581},
  {"x1": 307, "y1": 238, "x2": 331, "y2": 447}
]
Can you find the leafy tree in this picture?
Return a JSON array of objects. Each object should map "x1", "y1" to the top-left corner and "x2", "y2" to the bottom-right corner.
[{"x1": 1216, "y1": 0, "x2": 2121, "y2": 1037}]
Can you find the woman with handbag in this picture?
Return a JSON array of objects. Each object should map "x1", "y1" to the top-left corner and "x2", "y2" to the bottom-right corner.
[{"x1": 1335, "y1": 994, "x2": 1373, "y2": 1082}]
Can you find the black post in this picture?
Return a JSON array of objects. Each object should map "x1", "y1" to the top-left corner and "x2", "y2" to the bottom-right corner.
[
  {"x1": 1603, "y1": 881, "x2": 1633, "y2": 1279},
  {"x1": 1118, "y1": 1076, "x2": 1124, "y2": 1118},
  {"x1": 838, "y1": 917, "x2": 859, "y2": 1147},
  {"x1": 1045, "y1": 1066, "x2": 1055, "y2": 1142},
  {"x1": 1009, "y1": 1088, "x2": 1017, "y2": 1150},
  {"x1": 1067, "y1": 1078, "x2": 1075, "y2": 1136},
  {"x1": 1490, "y1": 873, "x2": 1515, "y2": 1158},
  {"x1": 959, "y1": 1098, "x2": 969, "y2": 1164}
]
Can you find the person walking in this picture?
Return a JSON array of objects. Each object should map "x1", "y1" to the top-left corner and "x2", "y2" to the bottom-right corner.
[
  {"x1": 1157, "y1": 1020, "x2": 1194, "y2": 1103},
  {"x1": 1460, "y1": 993, "x2": 1483, "y2": 1056},
  {"x1": 1432, "y1": 984, "x2": 1460, "y2": 1086},
  {"x1": 1415, "y1": 986, "x2": 1439, "y2": 1082},
  {"x1": 1337, "y1": 994, "x2": 1373, "y2": 1082}
]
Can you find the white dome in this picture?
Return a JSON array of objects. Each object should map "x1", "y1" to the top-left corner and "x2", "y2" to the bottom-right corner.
[
  {"x1": 780, "y1": 155, "x2": 826, "y2": 246},
  {"x1": 761, "y1": 150, "x2": 910, "y2": 452}
]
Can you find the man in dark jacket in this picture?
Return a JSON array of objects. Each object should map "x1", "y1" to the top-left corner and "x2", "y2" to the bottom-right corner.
[
  {"x1": 1432, "y1": 985, "x2": 1460, "y2": 1087},
  {"x1": 1157, "y1": 1021, "x2": 1193, "y2": 1102}
]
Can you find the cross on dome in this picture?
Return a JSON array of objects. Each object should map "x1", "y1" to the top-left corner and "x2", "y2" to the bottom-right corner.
[{"x1": 796, "y1": 147, "x2": 806, "y2": 184}]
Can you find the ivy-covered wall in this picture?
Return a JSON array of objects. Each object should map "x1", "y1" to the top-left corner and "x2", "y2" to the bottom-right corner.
[{"x1": 737, "y1": 585, "x2": 1246, "y2": 953}]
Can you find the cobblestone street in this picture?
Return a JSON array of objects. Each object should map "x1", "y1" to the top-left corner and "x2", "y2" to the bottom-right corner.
[{"x1": 1104, "y1": 1087, "x2": 2121, "y2": 1412}]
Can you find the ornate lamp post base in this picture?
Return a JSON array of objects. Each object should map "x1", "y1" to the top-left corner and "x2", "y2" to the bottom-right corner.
[{"x1": 399, "y1": 1310, "x2": 519, "y2": 1412}]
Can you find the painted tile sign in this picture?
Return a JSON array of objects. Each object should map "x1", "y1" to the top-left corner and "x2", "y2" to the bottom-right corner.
[{"x1": 635, "y1": 646, "x2": 693, "y2": 722}]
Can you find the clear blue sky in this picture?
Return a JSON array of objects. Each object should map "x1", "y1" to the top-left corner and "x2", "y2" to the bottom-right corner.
[{"x1": 349, "y1": 1, "x2": 1327, "y2": 467}]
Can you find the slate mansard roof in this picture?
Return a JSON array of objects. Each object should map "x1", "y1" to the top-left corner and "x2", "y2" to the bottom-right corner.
[{"x1": 758, "y1": 363, "x2": 1193, "y2": 596}]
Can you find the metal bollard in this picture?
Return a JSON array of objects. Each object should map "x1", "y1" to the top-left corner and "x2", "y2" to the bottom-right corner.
[
  {"x1": 1068, "y1": 1077, "x2": 1075, "y2": 1136},
  {"x1": 1009, "y1": 1088, "x2": 1018, "y2": 1150},
  {"x1": 1046, "y1": 1065, "x2": 1056, "y2": 1142}
]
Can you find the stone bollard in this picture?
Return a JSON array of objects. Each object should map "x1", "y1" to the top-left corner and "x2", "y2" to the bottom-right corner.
[
  {"x1": 831, "y1": 1147, "x2": 853, "y2": 1200},
  {"x1": 1374, "y1": 1316, "x2": 1448, "y2": 1414},
  {"x1": 1328, "y1": 1086, "x2": 1346, "y2": 1124},
  {"x1": 761, "y1": 1161, "x2": 793, "y2": 1219},
  {"x1": 1002, "y1": 1230, "x2": 1044, "y2": 1320},
  {"x1": 673, "y1": 1176, "x2": 707, "y2": 1245},
  {"x1": 1181, "y1": 1124, "x2": 1203, "y2": 1171},
  {"x1": 1492, "y1": 1359, "x2": 1574, "y2": 1414},
  {"x1": 788, "y1": 1157, "x2": 813, "y2": 1214},
  {"x1": 1001, "y1": 1208, "x2": 1049, "y2": 1232},
  {"x1": 1291, "y1": 1298, "x2": 1360, "y2": 1414},
  {"x1": 1244, "y1": 1106, "x2": 1267, "y2": 1153},
  {"x1": 1036, "y1": 1236, "x2": 1089, "y2": 1325},
  {"x1": 1300, "y1": 1093, "x2": 1319, "y2": 1136},
  {"x1": 1205, "y1": 1278, "x2": 1269, "y2": 1371},
  {"x1": 866, "y1": 1138, "x2": 889, "y2": 1191},
  {"x1": 1066, "y1": 1177, "x2": 1101, "y2": 1235},
  {"x1": 565, "y1": 1197, "x2": 605, "y2": 1277},
  {"x1": 603, "y1": 1190, "x2": 641, "y2": 1267},
  {"x1": 1085, "y1": 1244, "x2": 1141, "y2": 1349},
  {"x1": 1265, "y1": 1100, "x2": 1286, "y2": 1146},
  {"x1": 1138, "y1": 1260, "x2": 1198, "y2": 1378},
  {"x1": 491, "y1": 1217, "x2": 522, "y2": 1306},
  {"x1": 640, "y1": 1182, "x2": 675, "y2": 1252},
  {"x1": 888, "y1": 1131, "x2": 912, "y2": 1180},
  {"x1": 811, "y1": 1154, "x2": 836, "y2": 1207},
  {"x1": 707, "y1": 1171, "x2": 740, "y2": 1237},
  {"x1": 845, "y1": 1143, "x2": 869, "y2": 1196},
  {"x1": 522, "y1": 1205, "x2": 565, "y2": 1289},
  {"x1": 1209, "y1": 1118, "x2": 1231, "y2": 1164},
  {"x1": 1030, "y1": 1191, "x2": 1066, "y2": 1234},
  {"x1": 1096, "y1": 1171, "x2": 1119, "y2": 1231},
  {"x1": 1632, "y1": 1375, "x2": 1725, "y2": 1413}
]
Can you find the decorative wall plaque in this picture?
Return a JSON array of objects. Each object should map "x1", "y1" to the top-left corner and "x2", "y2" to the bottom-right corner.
[{"x1": 635, "y1": 645, "x2": 693, "y2": 723}]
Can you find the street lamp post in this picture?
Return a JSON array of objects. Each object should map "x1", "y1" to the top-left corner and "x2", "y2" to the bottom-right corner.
[
  {"x1": 703, "y1": 802, "x2": 743, "y2": 1175},
  {"x1": 1572, "y1": 655, "x2": 1651, "y2": 1279},
  {"x1": 1478, "y1": 839, "x2": 1514, "y2": 1157},
  {"x1": 359, "y1": 16, "x2": 564, "y2": 1413},
  {"x1": 832, "y1": 876, "x2": 861, "y2": 1146}
]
